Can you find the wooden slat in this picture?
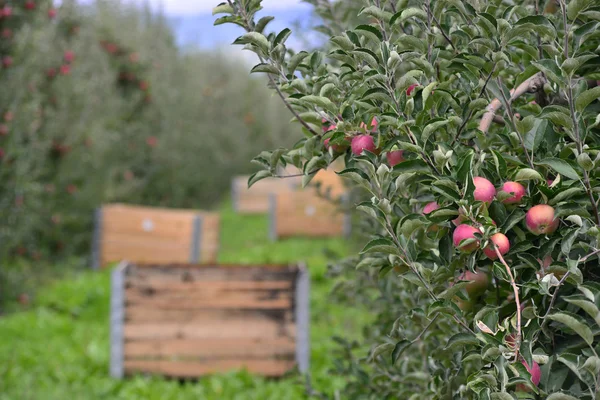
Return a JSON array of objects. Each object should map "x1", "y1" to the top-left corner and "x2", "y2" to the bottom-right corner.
[
  {"x1": 274, "y1": 189, "x2": 346, "y2": 238},
  {"x1": 125, "y1": 296, "x2": 292, "y2": 310},
  {"x1": 125, "y1": 307, "x2": 291, "y2": 323},
  {"x1": 102, "y1": 243, "x2": 191, "y2": 266},
  {"x1": 127, "y1": 280, "x2": 293, "y2": 292},
  {"x1": 124, "y1": 359, "x2": 296, "y2": 377},
  {"x1": 125, "y1": 287, "x2": 292, "y2": 304},
  {"x1": 124, "y1": 338, "x2": 296, "y2": 359},
  {"x1": 233, "y1": 175, "x2": 297, "y2": 214},
  {"x1": 123, "y1": 320, "x2": 295, "y2": 340},
  {"x1": 126, "y1": 266, "x2": 297, "y2": 283}
]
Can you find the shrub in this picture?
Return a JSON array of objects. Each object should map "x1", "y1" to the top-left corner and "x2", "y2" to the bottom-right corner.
[{"x1": 216, "y1": 0, "x2": 600, "y2": 397}]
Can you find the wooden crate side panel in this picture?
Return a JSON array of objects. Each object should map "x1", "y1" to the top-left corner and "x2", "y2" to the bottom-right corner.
[
  {"x1": 233, "y1": 176, "x2": 297, "y2": 214},
  {"x1": 199, "y1": 214, "x2": 220, "y2": 263},
  {"x1": 275, "y1": 191, "x2": 346, "y2": 238},
  {"x1": 311, "y1": 169, "x2": 347, "y2": 199},
  {"x1": 121, "y1": 265, "x2": 301, "y2": 378},
  {"x1": 123, "y1": 359, "x2": 295, "y2": 378}
]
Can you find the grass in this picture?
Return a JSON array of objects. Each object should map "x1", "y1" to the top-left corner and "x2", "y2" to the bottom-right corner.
[{"x1": 0, "y1": 203, "x2": 371, "y2": 399}]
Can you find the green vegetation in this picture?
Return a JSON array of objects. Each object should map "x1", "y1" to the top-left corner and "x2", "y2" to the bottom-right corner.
[{"x1": 0, "y1": 204, "x2": 371, "y2": 400}]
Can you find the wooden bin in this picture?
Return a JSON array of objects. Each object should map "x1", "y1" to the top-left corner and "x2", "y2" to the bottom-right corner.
[
  {"x1": 110, "y1": 262, "x2": 310, "y2": 379},
  {"x1": 231, "y1": 175, "x2": 298, "y2": 214},
  {"x1": 269, "y1": 190, "x2": 351, "y2": 240},
  {"x1": 92, "y1": 204, "x2": 220, "y2": 269}
]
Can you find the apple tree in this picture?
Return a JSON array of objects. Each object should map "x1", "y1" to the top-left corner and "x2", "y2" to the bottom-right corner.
[{"x1": 215, "y1": 0, "x2": 600, "y2": 398}]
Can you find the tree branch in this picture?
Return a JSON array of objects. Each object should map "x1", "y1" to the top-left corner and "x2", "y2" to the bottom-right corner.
[
  {"x1": 479, "y1": 73, "x2": 546, "y2": 134},
  {"x1": 496, "y1": 246, "x2": 522, "y2": 361}
]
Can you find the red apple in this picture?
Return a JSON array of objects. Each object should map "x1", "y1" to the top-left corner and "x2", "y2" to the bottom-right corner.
[
  {"x1": 2, "y1": 56, "x2": 13, "y2": 68},
  {"x1": 517, "y1": 360, "x2": 541, "y2": 391},
  {"x1": 64, "y1": 51, "x2": 75, "y2": 63},
  {"x1": 25, "y1": 1, "x2": 36, "y2": 10},
  {"x1": 129, "y1": 53, "x2": 139, "y2": 63},
  {"x1": 67, "y1": 184, "x2": 77, "y2": 194},
  {"x1": 483, "y1": 233, "x2": 510, "y2": 259},
  {"x1": 1, "y1": 6, "x2": 12, "y2": 18},
  {"x1": 324, "y1": 137, "x2": 348, "y2": 153},
  {"x1": 406, "y1": 83, "x2": 418, "y2": 96},
  {"x1": 0, "y1": 124, "x2": 8, "y2": 136},
  {"x1": 48, "y1": 8, "x2": 57, "y2": 18},
  {"x1": 526, "y1": 205, "x2": 559, "y2": 235},
  {"x1": 146, "y1": 136, "x2": 157, "y2": 147},
  {"x1": 47, "y1": 68, "x2": 57, "y2": 79},
  {"x1": 1, "y1": 28, "x2": 12, "y2": 39},
  {"x1": 473, "y1": 176, "x2": 496, "y2": 203},
  {"x1": 459, "y1": 270, "x2": 489, "y2": 297},
  {"x1": 500, "y1": 181, "x2": 526, "y2": 204},
  {"x1": 386, "y1": 150, "x2": 405, "y2": 166},
  {"x1": 453, "y1": 224, "x2": 480, "y2": 252},
  {"x1": 139, "y1": 80, "x2": 149, "y2": 91},
  {"x1": 60, "y1": 64, "x2": 70, "y2": 75},
  {"x1": 351, "y1": 134, "x2": 377, "y2": 155},
  {"x1": 423, "y1": 202, "x2": 440, "y2": 215}
]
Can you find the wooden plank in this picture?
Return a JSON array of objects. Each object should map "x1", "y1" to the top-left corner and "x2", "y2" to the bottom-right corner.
[
  {"x1": 232, "y1": 175, "x2": 297, "y2": 214},
  {"x1": 123, "y1": 320, "x2": 295, "y2": 340},
  {"x1": 124, "y1": 338, "x2": 296, "y2": 359},
  {"x1": 110, "y1": 262, "x2": 127, "y2": 378},
  {"x1": 311, "y1": 169, "x2": 347, "y2": 198},
  {"x1": 125, "y1": 296, "x2": 293, "y2": 310},
  {"x1": 274, "y1": 190, "x2": 346, "y2": 238},
  {"x1": 127, "y1": 280, "x2": 294, "y2": 292},
  {"x1": 102, "y1": 243, "x2": 191, "y2": 266},
  {"x1": 125, "y1": 307, "x2": 291, "y2": 323},
  {"x1": 125, "y1": 288, "x2": 292, "y2": 304},
  {"x1": 124, "y1": 359, "x2": 296, "y2": 377},
  {"x1": 126, "y1": 265, "x2": 298, "y2": 283}
]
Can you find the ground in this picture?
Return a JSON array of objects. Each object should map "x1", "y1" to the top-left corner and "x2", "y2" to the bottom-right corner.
[{"x1": 0, "y1": 203, "x2": 371, "y2": 400}]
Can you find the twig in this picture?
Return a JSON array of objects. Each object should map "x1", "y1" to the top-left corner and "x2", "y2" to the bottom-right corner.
[
  {"x1": 431, "y1": 13, "x2": 456, "y2": 50},
  {"x1": 541, "y1": 271, "x2": 571, "y2": 328},
  {"x1": 495, "y1": 246, "x2": 522, "y2": 360},
  {"x1": 425, "y1": 0, "x2": 432, "y2": 63},
  {"x1": 478, "y1": 73, "x2": 546, "y2": 134},
  {"x1": 581, "y1": 248, "x2": 600, "y2": 263}
]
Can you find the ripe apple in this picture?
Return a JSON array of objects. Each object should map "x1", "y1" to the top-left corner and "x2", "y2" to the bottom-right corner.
[
  {"x1": 459, "y1": 270, "x2": 489, "y2": 297},
  {"x1": 324, "y1": 137, "x2": 348, "y2": 153},
  {"x1": 139, "y1": 80, "x2": 149, "y2": 91},
  {"x1": 473, "y1": 176, "x2": 496, "y2": 203},
  {"x1": 351, "y1": 134, "x2": 377, "y2": 155},
  {"x1": 60, "y1": 64, "x2": 71, "y2": 75},
  {"x1": 386, "y1": 150, "x2": 405, "y2": 166},
  {"x1": 453, "y1": 224, "x2": 480, "y2": 252},
  {"x1": 526, "y1": 204, "x2": 559, "y2": 235},
  {"x1": 483, "y1": 233, "x2": 510, "y2": 259},
  {"x1": 2, "y1": 56, "x2": 13, "y2": 68},
  {"x1": 1, "y1": 5, "x2": 12, "y2": 18},
  {"x1": 423, "y1": 202, "x2": 440, "y2": 215},
  {"x1": 25, "y1": 1, "x2": 36, "y2": 10},
  {"x1": 0, "y1": 124, "x2": 8, "y2": 136},
  {"x1": 48, "y1": 8, "x2": 57, "y2": 18},
  {"x1": 500, "y1": 181, "x2": 526, "y2": 204},
  {"x1": 146, "y1": 136, "x2": 157, "y2": 147},
  {"x1": 64, "y1": 51, "x2": 75, "y2": 63},
  {"x1": 406, "y1": 83, "x2": 418, "y2": 96},
  {"x1": 47, "y1": 68, "x2": 57, "y2": 79},
  {"x1": 517, "y1": 360, "x2": 541, "y2": 391}
]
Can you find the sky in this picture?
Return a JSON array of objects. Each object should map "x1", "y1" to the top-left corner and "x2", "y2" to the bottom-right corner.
[{"x1": 132, "y1": 0, "x2": 312, "y2": 16}]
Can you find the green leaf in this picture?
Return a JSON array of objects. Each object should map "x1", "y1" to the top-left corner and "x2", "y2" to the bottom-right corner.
[
  {"x1": 567, "y1": 0, "x2": 594, "y2": 20},
  {"x1": 523, "y1": 119, "x2": 549, "y2": 152},
  {"x1": 248, "y1": 170, "x2": 272, "y2": 187},
  {"x1": 300, "y1": 95, "x2": 337, "y2": 113},
  {"x1": 255, "y1": 16, "x2": 275, "y2": 33},
  {"x1": 439, "y1": 281, "x2": 470, "y2": 300},
  {"x1": 563, "y1": 296, "x2": 600, "y2": 326},
  {"x1": 575, "y1": 86, "x2": 600, "y2": 113},
  {"x1": 422, "y1": 120, "x2": 449, "y2": 144},
  {"x1": 391, "y1": 340, "x2": 411, "y2": 364},
  {"x1": 547, "y1": 393, "x2": 580, "y2": 400},
  {"x1": 400, "y1": 7, "x2": 427, "y2": 22},
  {"x1": 536, "y1": 158, "x2": 580, "y2": 180},
  {"x1": 360, "y1": 238, "x2": 400, "y2": 255},
  {"x1": 355, "y1": 25, "x2": 383, "y2": 42},
  {"x1": 392, "y1": 159, "x2": 430, "y2": 174},
  {"x1": 490, "y1": 393, "x2": 514, "y2": 400},
  {"x1": 532, "y1": 60, "x2": 562, "y2": 84},
  {"x1": 548, "y1": 312, "x2": 594, "y2": 345},
  {"x1": 445, "y1": 333, "x2": 478, "y2": 349},
  {"x1": 541, "y1": 110, "x2": 574, "y2": 129},
  {"x1": 233, "y1": 32, "x2": 271, "y2": 53},
  {"x1": 287, "y1": 51, "x2": 309, "y2": 73},
  {"x1": 514, "y1": 168, "x2": 544, "y2": 182},
  {"x1": 212, "y1": 3, "x2": 234, "y2": 15},
  {"x1": 274, "y1": 28, "x2": 292, "y2": 46},
  {"x1": 250, "y1": 63, "x2": 279, "y2": 74}
]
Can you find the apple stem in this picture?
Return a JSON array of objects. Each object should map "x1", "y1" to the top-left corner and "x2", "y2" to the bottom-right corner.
[{"x1": 495, "y1": 245, "x2": 522, "y2": 361}]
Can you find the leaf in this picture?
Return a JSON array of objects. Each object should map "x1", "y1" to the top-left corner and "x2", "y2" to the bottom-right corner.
[
  {"x1": 360, "y1": 238, "x2": 400, "y2": 255},
  {"x1": 391, "y1": 340, "x2": 411, "y2": 364},
  {"x1": 370, "y1": 342, "x2": 394, "y2": 361},
  {"x1": 337, "y1": 168, "x2": 370, "y2": 185},
  {"x1": 547, "y1": 393, "x2": 580, "y2": 400},
  {"x1": 490, "y1": 393, "x2": 515, "y2": 400},
  {"x1": 248, "y1": 170, "x2": 271, "y2": 187},
  {"x1": 355, "y1": 25, "x2": 383, "y2": 41},
  {"x1": 567, "y1": 0, "x2": 594, "y2": 20},
  {"x1": 300, "y1": 95, "x2": 337, "y2": 113},
  {"x1": 212, "y1": 3, "x2": 234, "y2": 15},
  {"x1": 400, "y1": 7, "x2": 427, "y2": 22},
  {"x1": 563, "y1": 296, "x2": 600, "y2": 326},
  {"x1": 575, "y1": 87, "x2": 600, "y2": 113},
  {"x1": 250, "y1": 63, "x2": 279, "y2": 74},
  {"x1": 445, "y1": 333, "x2": 478, "y2": 349},
  {"x1": 392, "y1": 159, "x2": 430, "y2": 174},
  {"x1": 255, "y1": 16, "x2": 275, "y2": 33},
  {"x1": 274, "y1": 28, "x2": 292, "y2": 46},
  {"x1": 287, "y1": 51, "x2": 309, "y2": 73},
  {"x1": 536, "y1": 158, "x2": 580, "y2": 180},
  {"x1": 422, "y1": 120, "x2": 449, "y2": 144},
  {"x1": 532, "y1": 60, "x2": 562, "y2": 84},
  {"x1": 523, "y1": 119, "x2": 549, "y2": 152},
  {"x1": 233, "y1": 32, "x2": 271, "y2": 53},
  {"x1": 514, "y1": 168, "x2": 544, "y2": 182},
  {"x1": 547, "y1": 312, "x2": 594, "y2": 345}
]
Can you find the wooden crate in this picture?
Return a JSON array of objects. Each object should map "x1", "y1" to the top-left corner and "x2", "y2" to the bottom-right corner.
[
  {"x1": 110, "y1": 262, "x2": 310, "y2": 379},
  {"x1": 231, "y1": 175, "x2": 298, "y2": 214},
  {"x1": 269, "y1": 189, "x2": 351, "y2": 240},
  {"x1": 92, "y1": 204, "x2": 220, "y2": 269},
  {"x1": 311, "y1": 169, "x2": 346, "y2": 199}
]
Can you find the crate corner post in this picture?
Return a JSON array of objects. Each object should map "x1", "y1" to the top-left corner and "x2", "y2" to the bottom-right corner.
[
  {"x1": 91, "y1": 207, "x2": 103, "y2": 270},
  {"x1": 110, "y1": 261, "x2": 127, "y2": 379},
  {"x1": 295, "y1": 262, "x2": 310, "y2": 375},
  {"x1": 269, "y1": 193, "x2": 278, "y2": 242}
]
